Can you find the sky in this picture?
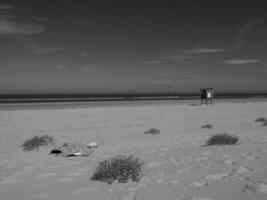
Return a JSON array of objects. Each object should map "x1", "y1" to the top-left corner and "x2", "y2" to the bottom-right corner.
[{"x1": 0, "y1": 1, "x2": 267, "y2": 94}]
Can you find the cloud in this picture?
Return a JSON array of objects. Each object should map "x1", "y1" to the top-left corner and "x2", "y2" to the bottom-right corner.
[
  {"x1": 56, "y1": 65, "x2": 66, "y2": 69},
  {"x1": 183, "y1": 48, "x2": 226, "y2": 54},
  {"x1": 80, "y1": 51, "x2": 92, "y2": 58},
  {"x1": 33, "y1": 46, "x2": 61, "y2": 55},
  {"x1": 80, "y1": 66, "x2": 101, "y2": 73},
  {"x1": 0, "y1": 5, "x2": 46, "y2": 35},
  {"x1": 234, "y1": 18, "x2": 263, "y2": 49},
  {"x1": 138, "y1": 74, "x2": 149, "y2": 79},
  {"x1": 223, "y1": 59, "x2": 262, "y2": 64},
  {"x1": 70, "y1": 16, "x2": 89, "y2": 26},
  {"x1": 0, "y1": 18, "x2": 45, "y2": 35},
  {"x1": 182, "y1": 71, "x2": 200, "y2": 77},
  {"x1": 141, "y1": 47, "x2": 226, "y2": 65},
  {"x1": 161, "y1": 54, "x2": 199, "y2": 61},
  {"x1": 141, "y1": 60, "x2": 165, "y2": 64},
  {"x1": 0, "y1": 4, "x2": 14, "y2": 10}
]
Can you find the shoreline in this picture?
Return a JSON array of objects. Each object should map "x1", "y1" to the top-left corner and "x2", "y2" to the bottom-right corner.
[{"x1": 0, "y1": 97, "x2": 267, "y2": 111}]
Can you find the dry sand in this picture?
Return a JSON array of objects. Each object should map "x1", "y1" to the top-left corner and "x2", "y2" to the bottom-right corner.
[{"x1": 1, "y1": 100, "x2": 267, "y2": 200}]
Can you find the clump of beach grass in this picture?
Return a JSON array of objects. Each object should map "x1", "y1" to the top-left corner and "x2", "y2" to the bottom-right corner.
[
  {"x1": 255, "y1": 117, "x2": 267, "y2": 122},
  {"x1": 201, "y1": 124, "x2": 213, "y2": 129},
  {"x1": 206, "y1": 133, "x2": 239, "y2": 146},
  {"x1": 255, "y1": 117, "x2": 267, "y2": 126},
  {"x1": 144, "y1": 128, "x2": 161, "y2": 135},
  {"x1": 91, "y1": 155, "x2": 144, "y2": 184},
  {"x1": 21, "y1": 135, "x2": 55, "y2": 152}
]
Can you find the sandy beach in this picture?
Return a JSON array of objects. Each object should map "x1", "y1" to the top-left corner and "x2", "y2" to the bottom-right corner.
[{"x1": 1, "y1": 99, "x2": 267, "y2": 200}]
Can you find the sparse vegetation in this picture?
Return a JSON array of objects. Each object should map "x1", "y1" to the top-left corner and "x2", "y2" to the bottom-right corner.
[
  {"x1": 255, "y1": 117, "x2": 267, "y2": 126},
  {"x1": 22, "y1": 135, "x2": 54, "y2": 151},
  {"x1": 255, "y1": 117, "x2": 267, "y2": 122},
  {"x1": 144, "y1": 128, "x2": 161, "y2": 135},
  {"x1": 91, "y1": 155, "x2": 144, "y2": 184},
  {"x1": 202, "y1": 124, "x2": 213, "y2": 129},
  {"x1": 206, "y1": 133, "x2": 239, "y2": 146}
]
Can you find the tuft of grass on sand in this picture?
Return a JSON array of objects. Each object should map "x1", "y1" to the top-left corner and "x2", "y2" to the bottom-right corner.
[
  {"x1": 91, "y1": 155, "x2": 144, "y2": 184},
  {"x1": 255, "y1": 117, "x2": 267, "y2": 122},
  {"x1": 22, "y1": 135, "x2": 55, "y2": 152},
  {"x1": 206, "y1": 133, "x2": 239, "y2": 146},
  {"x1": 201, "y1": 124, "x2": 213, "y2": 129},
  {"x1": 144, "y1": 128, "x2": 161, "y2": 135},
  {"x1": 255, "y1": 117, "x2": 267, "y2": 126}
]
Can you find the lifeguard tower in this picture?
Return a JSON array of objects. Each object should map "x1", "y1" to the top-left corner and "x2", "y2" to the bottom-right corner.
[{"x1": 200, "y1": 88, "x2": 214, "y2": 106}]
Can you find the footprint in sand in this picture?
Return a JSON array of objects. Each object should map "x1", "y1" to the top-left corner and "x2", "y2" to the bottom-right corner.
[
  {"x1": 169, "y1": 157, "x2": 179, "y2": 165},
  {"x1": 205, "y1": 172, "x2": 229, "y2": 180},
  {"x1": 222, "y1": 154, "x2": 234, "y2": 159},
  {"x1": 230, "y1": 166, "x2": 254, "y2": 179},
  {"x1": 72, "y1": 187, "x2": 98, "y2": 196},
  {"x1": 195, "y1": 157, "x2": 209, "y2": 162},
  {"x1": 37, "y1": 173, "x2": 56, "y2": 179},
  {"x1": 176, "y1": 168, "x2": 190, "y2": 174},
  {"x1": 122, "y1": 192, "x2": 137, "y2": 200},
  {"x1": 147, "y1": 162, "x2": 166, "y2": 168},
  {"x1": 223, "y1": 159, "x2": 236, "y2": 165},
  {"x1": 127, "y1": 187, "x2": 138, "y2": 192},
  {"x1": 1, "y1": 177, "x2": 22, "y2": 184},
  {"x1": 33, "y1": 193, "x2": 51, "y2": 199},
  {"x1": 68, "y1": 172, "x2": 85, "y2": 177},
  {"x1": 58, "y1": 177, "x2": 75, "y2": 182},
  {"x1": 242, "y1": 182, "x2": 257, "y2": 193},
  {"x1": 77, "y1": 167, "x2": 89, "y2": 172},
  {"x1": 192, "y1": 181, "x2": 208, "y2": 187},
  {"x1": 180, "y1": 197, "x2": 216, "y2": 200},
  {"x1": 202, "y1": 151, "x2": 211, "y2": 156},
  {"x1": 244, "y1": 155, "x2": 260, "y2": 160},
  {"x1": 257, "y1": 183, "x2": 267, "y2": 194}
]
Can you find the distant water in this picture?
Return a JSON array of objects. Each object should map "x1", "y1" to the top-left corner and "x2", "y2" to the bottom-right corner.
[{"x1": 0, "y1": 93, "x2": 267, "y2": 104}]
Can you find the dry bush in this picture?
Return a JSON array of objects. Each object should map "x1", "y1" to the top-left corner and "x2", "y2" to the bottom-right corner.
[
  {"x1": 255, "y1": 117, "x2": 267, "y2": 126},
  {"x1": 206, "y1": 133, "x2": 239, "y2": 146},
  {"x1": 201, "y1": 124, "x2": 213, "y2": 129},
  {"x1": 91, "y1": 155, "x2": 144, "y2": 184},
  {"x1": 255, "y1": 117, "x2": 267, "y2": 122},
  {"x1": 22, "y1": 135, "x2": 54, "y2": 151}
]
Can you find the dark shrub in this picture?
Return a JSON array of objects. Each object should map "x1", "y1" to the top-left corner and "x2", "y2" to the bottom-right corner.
[
  {"x1": 206, "y1": 133, "x2": 239, "y2": 145},
  {"x1": 91, "y1": 155, "x2": 144, "y2": 184},
  {"x1": 22, "y1": 135, "x2": 54, "y2": 151},
  {"x1": 255, "y1": 117, "x2": 267, "y2": 126},
  {"x1": 255, "y1": 117, "x2": 267, "y2": 122},
  {"x1": 144, "y1": 128, "x2": 160, "y2": 135},
  {"x1": 201, "y1": 124, "x2": 213, "y2": 129}
]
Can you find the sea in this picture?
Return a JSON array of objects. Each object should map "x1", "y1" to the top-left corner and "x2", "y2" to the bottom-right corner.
[{"x1": 0, "y1": 93, "x2": 267, "y2": 110}]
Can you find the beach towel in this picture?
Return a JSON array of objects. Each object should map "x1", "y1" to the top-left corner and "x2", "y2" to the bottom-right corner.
[{"x1": 50, "y1": 142, "x2": 97, "y2": 157}]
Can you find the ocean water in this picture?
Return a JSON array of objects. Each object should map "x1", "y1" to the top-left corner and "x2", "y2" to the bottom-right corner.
[{"x1": 0, "y1": 93, "x2": 267, "y2": 110}]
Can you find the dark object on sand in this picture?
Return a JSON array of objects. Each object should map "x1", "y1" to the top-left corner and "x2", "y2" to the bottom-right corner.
[
  {"x1": 91, "y1": 155, "x2": 144, "y2": 184},
  {"x1": 255, "y1": 117, "x2": 267, "y2": 122},
  {"x1": 50, "y1": 142, "x2": 97, "y2": 157},
  {"x1": 22, "y1": 135, "x2": 54, "y2": 151},
  {"x1": 202, "y1": 124, "x2": 213, "y2": 129},
  {"x1": 50, "y1": 149, "x2": 62, "y2": 154},
  {"x1": 255, "y1": 117, "x2": 267, "y2": 126},
  {"x1": 205, "y1": 133, "x2": 239, "y2": 145},
  {"x1": 144, "y1": 128, "x2": 161, "y2": 135}
]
